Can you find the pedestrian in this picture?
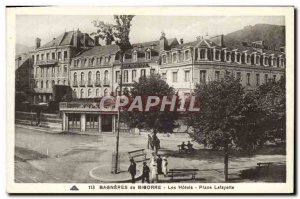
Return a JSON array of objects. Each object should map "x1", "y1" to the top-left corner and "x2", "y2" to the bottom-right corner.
[
  {"x1": 162, "y1": 157, "x2": 168, "y2": 177},
  {"x1": 187, "y1": 141, "x2": 194, "y2": 154},
  {"x1": 151, "y1": 159, "x2": 158, "y2": 183},
  {"x1": 180, "y1": 141, "x2": 187, "y2": 153},
  {"x1": 156, "y1": 155, "x2": 163, "y2": 174},
  {"x1": 147, "y1": 134, "x2": 152, "y2": 149},
  {"x1": 142, "y1": 162, "x2": 150, "y2": 183},
  {"x1": 149, "y1": 152, "x2": 156, "y2": 166},
  {"x1": 128, "y1": 158, "x2": 136, "y2": 183}
]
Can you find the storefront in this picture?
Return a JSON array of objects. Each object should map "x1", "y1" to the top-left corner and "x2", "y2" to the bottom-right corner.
[{"x1": 59, "y1": 101, "x2": 117, "y2": 133}]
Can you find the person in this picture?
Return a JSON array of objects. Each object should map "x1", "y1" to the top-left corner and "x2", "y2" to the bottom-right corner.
[
  {"x1": 162, "y1": 157, "x2": 168, "y2": 177},
  {"x1": 180, "y1": 142, "x2": 187, "y2": 153},
  {"x1": 151, "y1": 159, "x2": 158, "y2": 183},
  {"x1": 148, "y1": 134, "x2": 153, "y2": 150},
  {"x1": 187, "y1": 141, "x2": 194, "y2": 154},
  {"x1": 142, "y1": 162, "x2": 150, "y2": 183},
  {"x1": 128, "y1": 158, "x2": 136, "y2": 183},
  {"x1": 156, "y1": 155, "x2": 163, "y2": 174}
]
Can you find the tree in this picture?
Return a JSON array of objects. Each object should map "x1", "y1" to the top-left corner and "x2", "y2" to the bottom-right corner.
[
  {"x1": 91, "y1": 20, "x2": 115, "y2": 45},
  {"x1": 122, "y1": 74, "x2": 180, "y2": 134},
  {"x1": 186, "y1": 75, "x2": 269, "y2": 181}
]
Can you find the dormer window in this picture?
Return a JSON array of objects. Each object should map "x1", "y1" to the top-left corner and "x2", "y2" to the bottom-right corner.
[
  {"x1": 200, "y1": 49, "x2": 206, "y2": 60},
  {"x1": 146, "y1": 50, "x2": 151, "y2": 60},
  {"x1": 215, "y1": 50, "x2": 220, "y2": 60},
  {"x1": 172, "y1": 52, "x2": 177, "y2": 63},
  {"x1": 184, "y1": 50, "x2": 190, "y2": 61},
  {"x1": 133, "y1": 51, "x2": 137, "y2": 62},
  {"x1": 236, "y1": 53, "x2": 241, "y2": 63},
  {"x1": 226, "y1": 52, "x2": 231, "y2": 61},
  {"x1": 162, "y1": 54, "x2": 167, "y2": 64},
  {"x1": 264, "y1": 56, "x2": 268, "y2": 66}
]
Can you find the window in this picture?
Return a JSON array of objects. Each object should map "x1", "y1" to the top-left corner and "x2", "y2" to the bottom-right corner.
[
  {"x1": 124, "y1": 70, "x2": 128, "y2": 83},
  {"x1": 184, "y1": 70, "x2": 190, "y2": 82},
  {"x1": 256, "y1": 56, "x2": 260, "y2": 65},
  {"x1": 236, "y1": 53, "x2": 241, "y2": 63},
  {"x1": 215, "y1": 71, "x2": 220, "y2": 81},
  {"x1": 141, "y1": 69, "x2": 146, "y2": 77},
  {"x1": 162, "y1": 55, "x2": 167, "y2": 64},
  {"x1": 146, "y1": 51, "x2": 151, "y2": 60},
  {"x1": 172, "y1": 72, "x2": 178, "y2": 83},
  {"x1": 200, "y1": 70, "x2": 206, "y2": 84},
  {"x1": 226, "y1": 52, "x2": 231, "y2": 61},
  {"x1": 133, "y1": 52, "x2": 137, "y2": 62},
  {"x1": 64, "y1": 65, "x2": 67, "y2": 76},
  {"x1": 247, "y1": 55, "x2": 251, "y2": 63},
  {"x1": 64, "y1": 51, "x2": 67, "y2": 60},
  {"x1": 246, "y1": 73, "x2": 251, "y2": 86},
  {"x1": 36, "y1": 54, "x2": 39, "y2": 61},
  {"x1": 264, "y1": 57, "x2": 268, "y2": 65},
  {"x1": 73, "y1": 89, "x2": 77, "y2": 98},
  {"x1": 58, "y1": 52, "x2": 62, "y2": 60},
  {"x1": 96, "y1": 71, "x2": 100, "y2": 84},
  {"x1": 52, "y1": 80, "x2": 55, "y2": 87},
  {"x1": 115, "y1": 71, "x2": 120, "y2": 83},
  {"x1": 74, "y1": 73, "x2": 77, "y2": 84},
  {"x1": 46, "y1": 80, "x2": 49, "y2": 88},
  {"x1": 256, "y1": 74, "x2": 260, "y2": 86},
  {"x1": 41, "y1": 80, "x2": 44, "y2": 88},
  {"x1": 200, "y1": 49, "x2": 206, "y2": 59},
  {"x1": 57, "y1": 80, "x2": 60, "y2": 85},
  {"x1": 41, "y1": 54, "x2": 44, "y2": 60},
  {"x1": 52, "y1": 52, "x2": 55, "y2": 60},
  {"x1": 81, "y1": 72, "x2": 84, "y2": 84},
  {"x1": 172, "y1": 53, "x2": 177, "y2": 63},
  {"x1": 184, "y1": 50, "x2": 190, "y2": 60},
  {"x1": 96, "y1": 88, "x2": 99, "y2": 97},
  {"x1": 46, "y1": 53, "x2": 49, "y2": 60},
  {"x1": 104, "y1": 88, "x2": 108, "y2": 96},
  {"x1": 150, "y1": 69, "x2": 155, "y2": 75},
  {"x1": 88, "y1": 71, "x2": 92, "y2": 85},
  {"x1": 104, "y1": 70, "x2": 109, "y2": 84},
  {"x1": 236, "y1": 72, "x2": 241, "y2": 80},
  {"x1": 264, "y1": 74, "x2": 268, "y2": 84},
  {"x1": 215, "y1": 50, "x2": 220, "y2": 60},
  {"x1": 80, "y1": 89, "x2": 84, "y2": 98},
  {"x1": 132, "y1": 70, "x2": 136, "y2": 81},
  {"x1": 162, "y1": 73, "x2": 166, "y2": 81},
  {"x1": 88, "y1": 89, "x2": 92, "y2": 97}
]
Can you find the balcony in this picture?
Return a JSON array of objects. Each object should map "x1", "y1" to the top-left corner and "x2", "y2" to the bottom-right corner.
[
  {"x1": 102, "y1": 80, "x2": 110, "y2": 86},
  {"x1": 72, "y1": 81, "x2": 78, "y2": 87},
  {"x1": 36, "y1": 59, "x2": 58, "y2": 66},
  {"x1": 95, "y1": 80, "x2": 101, "y2": 87},
  {"x1": 79, "y1": 81, "x2": 86, "y2": 87},
  {"x1": 87, "y1": 81, "x2": 93, "y2": 87},
  {"x1": 30, "y1": 88, "x2": 53, "y2": 93}
]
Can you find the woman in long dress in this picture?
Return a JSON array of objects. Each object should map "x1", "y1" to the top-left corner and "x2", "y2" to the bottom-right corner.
[
  {"x1": 162, "y1": 157, "x2": 168, "y2": 177},
  {"x1": 151, "y1": 159, "x2": 158, "y2": 183}
]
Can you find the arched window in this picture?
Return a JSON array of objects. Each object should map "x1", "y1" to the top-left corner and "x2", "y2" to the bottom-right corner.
[
  {"x1": 162, "y1": 55, "x2": 167, "y2": 64},
  {"x1": 236, "y1": 53, "x2": 241, "y2": 63},
  {"x1": 88, "y1": 71, "x2": 92, "y2": 85},
  {"x1": 46, "y1": 80, "x2": 49, "y2": 88},
  {"x1": 184, "y1": 50, "x2": 190, "y2": 60},
  {"x1": 104, "y1": 88, "x2": 108, "y2": 96},
  {"x1": 73, "y1": 89, "x2": 77, "y2": 98},
  {"x1": 74, "y1": 72, "x2": 77, "y2": 82},
  {"x1": 104, "y1": 70, "x2": 109, "y2": 84},
  {"x1": 88, "y1": 89, "x2": 92, "y2": 97},
  {"x1": 215, "y1": 50, "x2": 220, "y2": 60},
  {"x1": 256, "y1": 56, "x2": 260, "y2": 65},
  {"x1": 52, "y1": 80, "x2": 55, "y2": 87},
  {"x1": 96, "y1": 71, "x2": 100, "y2": 82},
  {"x1": 96, "y1": 88, "x2": 99, "y2": 97},
  {"x1": 265, "y1": 57, "x2": 268, "y2": 66},
  {"x1": 41, "y1": 80, "x2": 44, "y2": 88},
  {"x1": 81, "y1": 72, "x2": 84, "y2": 84},
  {"x1": 80, "y1": 89, "x2": 84, "y2": 98},
  {"x1": 36, "y1": 81, "x2": 39, "y2": 88},
  {"x1": 247, "y1": 55, "x2": 251, "y2": 63},
  {"x1": 200, "y1": 49, "x2": 206, "y2": 59},
  {"x1": 226, "y1": 52, "x2": 231, "y2": 61},
  {"x1": 91, "y1": 58, "x2": 95, "y2": 66}
]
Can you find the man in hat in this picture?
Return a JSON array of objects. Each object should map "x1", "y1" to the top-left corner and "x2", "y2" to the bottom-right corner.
[
  {"x1": 128, "y1": 158, "x2": 136, "y2": 183},
  {"x1": 142, "y1": 162, "x2": 150, "y2": 183}
]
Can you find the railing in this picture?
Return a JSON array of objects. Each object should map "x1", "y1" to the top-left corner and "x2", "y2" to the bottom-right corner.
[
  {"x1": 95, "y1": 80, "x2": 101, "y2": 87},
  {"x1": 72, "y1": 81, "x2": 78, "y2": 87},
  {"x1": 36, "y1": 59, "x2": 58, "y2": 66},
  {"x1": 103, "y1": 80, "x2": 110, "y2": 86}
]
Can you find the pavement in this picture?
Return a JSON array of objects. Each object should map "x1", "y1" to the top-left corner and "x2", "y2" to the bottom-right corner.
[{"x1": 14, "y1": 124, "x2": 286, "y2": 183}]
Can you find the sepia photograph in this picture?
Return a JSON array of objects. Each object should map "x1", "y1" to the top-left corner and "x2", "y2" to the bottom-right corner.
[{"x1": 7, "y1": 6, "x2": 294, "y2": 194}]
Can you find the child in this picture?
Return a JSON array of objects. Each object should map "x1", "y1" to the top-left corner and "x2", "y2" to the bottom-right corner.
[{"x1": 162, "y1": 157, "x2": 168, "y2": 177}]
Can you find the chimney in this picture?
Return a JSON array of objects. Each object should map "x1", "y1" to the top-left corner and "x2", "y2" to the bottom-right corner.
[
  {"x1": 220, "y1": 34, "x2": 224, "y2": 47},
  {"x1": 159, "y1": 32, "x2": 169, "y2": 51},
  {"x1": 35, "y1": 38, "x2": 41, "y2": 49},
  {"x1": 180, "y1": 38, "x2": 184, "y2": 44},
  {"x1": 83, "y1": 34, "x2": 88, "y2": 47},
  {"x1": 73, "y1": 29, "x2": 81, "y2": 48},
  {"x1": 94, "y1": 35, "x2": 100, "y2": 46}
]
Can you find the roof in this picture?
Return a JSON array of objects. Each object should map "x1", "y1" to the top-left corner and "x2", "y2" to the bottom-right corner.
[{"x1": 75, "y1": 44, "x2": 120, "y2": 58}]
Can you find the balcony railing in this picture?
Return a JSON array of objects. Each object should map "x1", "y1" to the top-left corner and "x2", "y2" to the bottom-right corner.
[
  {"x1": 79, "y1": 81, "x2": 86, "y2": 87},
  {"x1": 36, "y1": 59, "x2": 58, "y2": 66},
  {"x1": 103, "y1": 80, "x2": 110, "y2": 86},
  {"x1": 95, "y1": 80, "x2": 101, "y2": 87},
  {"x1": 73, "y1": 81, "x2": 78, "y2": 87}
]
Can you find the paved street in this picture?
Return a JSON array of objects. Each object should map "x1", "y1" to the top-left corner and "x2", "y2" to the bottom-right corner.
[{"x1": 15, "y1": 125, "x2": 286, "y2": 183}]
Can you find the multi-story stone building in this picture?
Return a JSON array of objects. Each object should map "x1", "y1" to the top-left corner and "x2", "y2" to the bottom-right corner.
[
  {"x1": 29, "y1": 29, "x2": 94, "y2": 104},
  {"x1": 60, "y1": 32, "x2": 285, "y2": 133}
]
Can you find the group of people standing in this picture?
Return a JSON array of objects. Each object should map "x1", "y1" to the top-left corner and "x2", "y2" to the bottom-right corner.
[{"x1": 128, "y1": 152, "x2": 168, "y2": 183}]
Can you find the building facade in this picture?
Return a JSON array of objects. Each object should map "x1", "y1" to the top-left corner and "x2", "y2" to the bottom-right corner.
[{"x1": 29, "y1": 30, "x2": 95, "y2": 104}]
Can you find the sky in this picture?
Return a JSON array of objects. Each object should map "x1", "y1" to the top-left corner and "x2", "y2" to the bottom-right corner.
[{"x1": 16, "y1": 15, "x2": 285, "y2": 47}]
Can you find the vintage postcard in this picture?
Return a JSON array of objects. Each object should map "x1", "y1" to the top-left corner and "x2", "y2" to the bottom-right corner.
[{"x1": 7, "y1": 6, "x2": 294, "y2": 194}]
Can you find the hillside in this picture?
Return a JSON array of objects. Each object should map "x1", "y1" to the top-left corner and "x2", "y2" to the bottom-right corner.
[
  {"x1": 16, "y1": 43, "x2": 35, "y2": 55},
  {"x1": 224, "y1": 24, "x2": 285, "y2": 49}
]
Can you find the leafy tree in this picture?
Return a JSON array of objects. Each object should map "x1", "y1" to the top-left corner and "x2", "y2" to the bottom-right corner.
[
  {"x1": 122, "y1": 74, "x2": 180, "y2": 134},
  {"x1": 91, "y1": 20, "x2": 115, "y2": 45}
]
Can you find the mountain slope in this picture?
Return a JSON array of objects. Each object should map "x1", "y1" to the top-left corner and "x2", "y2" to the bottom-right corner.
[
  {"x1": 16, "y1": 43, "x2": 35, "y2": 55},
  {"x1": 224, "y1": 24, "x2": 285, "y2": 49}
]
